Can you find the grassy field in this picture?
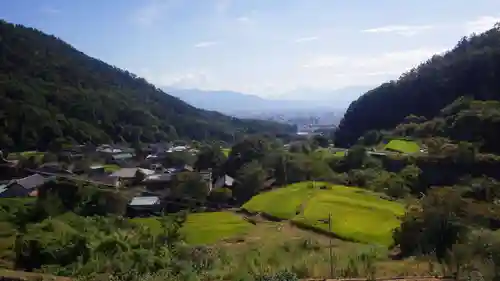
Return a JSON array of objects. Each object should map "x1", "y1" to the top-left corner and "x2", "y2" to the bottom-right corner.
[
  {"x1": 132, "y1": 211, "x2": 252, "y2": 245},
  {"x1": 332, "y1": 150, "x2": 346, "y2": 157},
  {"x1": 384, "y1": 140, "x2": 421, "y2": 154},
  {"x1": 222, "y1": 148, "x2": 231, "y2": 157},
  {"x1": 243, "y1": 182, "x2": 404, "y2": 246},
  {"x1": 102, "y1": 164, "x2": 121, "y2": 172},
  {"x1": 242, "y1": 182, "x2": 317, "y2": 219},
  {"x1": 6, "y1": 151, "x2": 45, "y2": 161},
  {"x1": 181, "y1": 212, "x2": 252, "y2": 244},
  {"x1": 294, "y1": 186, "x2": 404, "y2": 246}
]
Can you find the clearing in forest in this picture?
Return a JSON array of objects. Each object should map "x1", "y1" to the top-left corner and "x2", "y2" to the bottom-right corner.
[{"x1": 384, "y1": 139, "x2": 421, "y2": 154}]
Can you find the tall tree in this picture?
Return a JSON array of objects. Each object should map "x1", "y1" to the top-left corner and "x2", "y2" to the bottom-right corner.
[{"x1": 234, "y1": 161, "x2": 267, "y2": 203}]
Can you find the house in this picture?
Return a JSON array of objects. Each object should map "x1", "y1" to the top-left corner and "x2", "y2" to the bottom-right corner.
[
  {"x1": 59, "y1": 145, "x2": 86, "y2": 160},
  {"x1": 89, "y1": 174, "x2": 121, "y2": 188},
  {"x1": 142, "y1": 173, "x2": 173, "y2": 191},
  {"x1": 214, "y1": 175, "x2": 234, "y2": 189},
  {"x1": 88, "y1": 165, "x2": 106, "y2": 175},
  {"x1": 111, "y1": 168, "x2": 155, "y2": 179},
  {"x1": 35, "y1": 162, "x2": 73, "y2": 175},
  {"x1": 262, "y1": 178, "x2": 277, "y2": 191},
  {"x1": 97, "y1": 144, "x2": 123, "y2": 154},
  {"x1": 0, "y1": 174, "x2": 47, "y2": 198},
  {"x1": 147, "y1": 143, "x2": 172, "y2": 154},
  {"x1": 127, "y1": 196, "x2": 163, "y2": 217},
  {"x1": 110, "y1": 153, "x2": 134, "y2": 163},
  {"x1": 165, "y1": 165, "x2": 194, "y2": 174},
  {"x1": 150, "y1": 163, "x2": 164, "y2": 173},
  {"x1": 110, "y1": 168, "x2": 155, "y2": 186},
  {"x1": 200, "y1": 170, "x2": 213, "y2": 191}
]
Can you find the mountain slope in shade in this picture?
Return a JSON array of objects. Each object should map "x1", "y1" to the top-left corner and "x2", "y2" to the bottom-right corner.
[{"x1": 0, "y1": 20, "x2": 294, "y2": 151}]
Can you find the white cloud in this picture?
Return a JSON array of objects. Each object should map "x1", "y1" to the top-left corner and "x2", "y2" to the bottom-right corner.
[
  {"x1": 166, "y1": 72, "x2": 210, "y2": 88},
  {"x1": 464, "y1": 16, "x2": 500, "y2": 35},
  {"x1": 303, "y1": 48, "x2": 446, "y2": 76},
  {"x1": 294, "y1": 36, "x2": 319, "y2": 43},
  {"x1": 194, "y1": 41, "x2": 219, "y2": 48},
  {"x1": 362, "y1": 24, "x2": 434, "y2": 37},
  {"x1": 139, "y1": 69, "x2": 213, "y2": 89}
]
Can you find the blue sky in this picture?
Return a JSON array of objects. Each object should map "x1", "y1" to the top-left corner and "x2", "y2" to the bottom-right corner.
[{"x1": 3, "y1": 0, "x2": 500, "y2": 98}]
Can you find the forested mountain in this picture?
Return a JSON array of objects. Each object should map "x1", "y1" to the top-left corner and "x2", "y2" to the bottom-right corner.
[
  {"x1": 335, "y1": 24, "x2": 500, "y2": 147},
  {"x1": 0, "y1": 20, "x2": 294, "y2": 151}
]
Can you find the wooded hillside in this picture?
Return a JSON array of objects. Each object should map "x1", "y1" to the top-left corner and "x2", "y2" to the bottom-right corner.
[
  {"x1": 335, "y1": 24, "x2": 500, "y2": 147},
  {"x1": 0, "y1": 20, "x2": 295, "y2": 151}
]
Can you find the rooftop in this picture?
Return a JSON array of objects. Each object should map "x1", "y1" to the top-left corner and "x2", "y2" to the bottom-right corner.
[
  {"x1": 14, "y1": 174, "x2": 46, "y2": 190},
  {"x1": 144, "y1": 173, "x2": 173, "y2": 182},
  {"x1": 0, "y1": 184, "x2": 8, "y2": 194},
  {"x1": 111, "y1": 168, "x2": 155, "y2": 178},
  {"x1": 129, "y1": 196, "x2": 160, "y2": 206}
]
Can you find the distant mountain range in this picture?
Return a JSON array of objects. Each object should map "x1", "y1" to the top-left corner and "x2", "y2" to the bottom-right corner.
[{"x1": 163, "y1": 86, "x2": 373, "y2": 125}]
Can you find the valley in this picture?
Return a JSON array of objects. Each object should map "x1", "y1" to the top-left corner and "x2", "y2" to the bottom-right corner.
[{"x1": 1, "y1": 7, "x2": 500, "y2": 281}]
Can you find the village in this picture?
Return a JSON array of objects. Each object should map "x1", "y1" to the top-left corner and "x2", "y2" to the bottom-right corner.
[{"x1": 0, "y1": 142, "x2": 271, "y2": 217}]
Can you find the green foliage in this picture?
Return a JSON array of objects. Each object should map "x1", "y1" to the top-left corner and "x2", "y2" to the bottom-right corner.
[
  {"x1": 194, "y1": 145, "x2": 227, "y2": 173},
  {"x1": 0, "y1": 20, "x2": 294, "y2": 151},
  {"x1": 344, "y1": 145, "x2": 367, "y2": 169},
  {"x1": 36, "y1": 179, "x2": 129, "y2": 217},
  {"x1": 288, "y1": 141, "x2": 311, "y2": 154},
  {"x1": 360, "y1": 130, "x2": 382, "y2": 146},
  {"x1": 394, "y1": 188, "x2": 470, "y2": 260},
  {"x1": 311, "y1": 135, "x2": 329, "y2": 148},
  {"x1": 11, "y1": 214, "x2": 185, "y2": 278},
  {"x1": 225, "y1": 137, "x2": 273, "y2": 177},
  {"x1": 208, "y1": 188, "x2": 233, "y2": 204},
  {"x1": 171, "y1": 172, "x2": 210, "y2": 202},
  {"x1": 234, "y1": 161, "x2": 267, "y2": 202}
]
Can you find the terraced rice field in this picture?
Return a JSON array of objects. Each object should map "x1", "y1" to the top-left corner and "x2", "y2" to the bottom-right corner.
[
  {"x1": 243, "y1": 182, "x2": 404, "y2": 246},
  {"x1": 384, "y1": 140, "x2": 421, "y2": 154}
]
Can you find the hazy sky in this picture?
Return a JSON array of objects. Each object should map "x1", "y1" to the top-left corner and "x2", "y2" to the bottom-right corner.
[{"x1": 3, "y1": 0, "x2": 500, "y2": 97}]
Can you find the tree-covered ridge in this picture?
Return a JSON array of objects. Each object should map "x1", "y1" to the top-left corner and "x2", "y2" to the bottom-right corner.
[
  {"x1": 392, "y1": 97, "x2": 500, "y2": 154},
  {"x1": 335, "y1": 24, "x2": 500, "y2": 147},
  {"x1": 0, "y1": 20, "x2": 295, "y2": 151}
]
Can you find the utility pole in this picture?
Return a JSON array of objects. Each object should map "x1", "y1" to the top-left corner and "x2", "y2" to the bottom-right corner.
[
  {"x1": 282, "y1": 154, "x2": 287, "y2": 186},
  {"x1": 328, "y1": 212, "x2": 334, "y2": 278}
]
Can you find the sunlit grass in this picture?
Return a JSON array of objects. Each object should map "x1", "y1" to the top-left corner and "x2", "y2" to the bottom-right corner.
[
  {"x1": 243, "y1": 182, "x2": 404, "y2": 245},
  {"x1": 384, "y1": 140, "x2": 420, "y2": 154}
]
